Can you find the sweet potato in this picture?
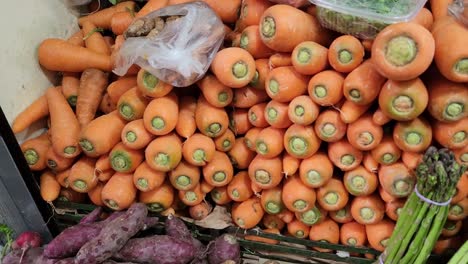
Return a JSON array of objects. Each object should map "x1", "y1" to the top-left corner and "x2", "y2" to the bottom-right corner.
[
  {"x1": 165, "y1": 214, "x2": 191, "y2": 240},
  {"x1": 207, "y1": 234, "x2": 241, "y2": 264},
  {"x1": 3, "y1": 248, "x2": 56, "y2": 264},
  {"x1": 79, "y1": 206, "x2": 103, "y2": 224}
]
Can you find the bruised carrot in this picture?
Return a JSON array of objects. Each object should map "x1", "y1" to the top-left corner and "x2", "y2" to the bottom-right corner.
[
  {"x1": 58, "y1": 188, "x2": 86, "y2": 203},
  {"x1": 344, "y1": 166, "x2": 378, "y2": 197},
  {"x1": 202, "y1": 151, "x2": 234, "y2": 187},
  {"x1": 211, "y1": 186, "x2": 232, "y2": 205},
  {"x1": 179, "y1": 184, "x2": 205, "y2": 206},
  {"x1": 263, "y1": 214, "x2": 285, "y2": 230},
  {"x1": 287, "y1": 219, "x2": 310, "y2": 239},
  {"x1": 77, "y1": 68, "x2": 109, "y2": 127},
  {"x1": 317, "y1": 178, "x2": 349, "y2": 211},
  {"x1": 211, "y1": 47, "x2": 256, "y2": 88},
  {"x1": 61, "y1": 72, "x2": 80, "y2": 107},
  {"x1": 328, "y1": 35, "x2": 365, "y2": 73},
  {"x1": 328, "y1": 139, "x2": 363, "y2": 171},
  {"x1": 88, "y1": 182, "x2": 105, "y2": 206},
  {"x1": 136, "y1": 0, "x2": 168, "y2": 18},
  {"x1": 249, "y1": 155, "x2": 283, "y2": 190},
  {"x1": 240, "y1": 25, "x2": 274, "y2": 59},
  {"x1": 288, "y1": 95, "x2": 319, "y2": 126},
  {"x1": 232, "y1": 197, "x2": 264, "y2": 229},
  {"x1": 340, "y1": 100, "x2": 372, "y2": 124},
  {"x1": 308, "y1": 70, "x2": 344, "y2": 106},
  {"x1": 265, "y1": 66, "x2": 308, "y2": 103},
  {"x1": 284, "y1": 124, "x2": 321, "y2": 159},
  {"x1": 329, "y1": 203, "x2": 353, "y2": 224},
  {"x1": 371, "y1": 22, "x2": 435, "y2": 81},
  {"x1": 236, "y1": 0, "x2": 273, "y2": 31},
  {"x1": 299, "y1": 152, "x2": 333, "y2": 188},
  {"x1": 385, "y1": 199, "x2": 406, "y2": 221},
  {"x1": 350, "y1": 194, "x2": 385, "y2": 225},
  {"x1": 260, "y1": 185, "x2": 284, "y2": 214},
  {"x1": 248, "y1": 103, "x2": 269, "y2": 128},
  {"x1": 189, "y1": 201, "x2": 212, "y2": 220},
  {"x1": 264, "y1": 100, "x2": 292, "y2": 129},
  {"x1": 214, "y1": 129, "x2": 236, "y2": 152},
  {"x1": 21, "y1": 133, "x2": 50, "y2": 171},
  {"x1": 282, "y1": 153, "x2": 300, "y2": 177},
  {"x1": 250, "y1": 59, "x2": 270, "y2": 90},
  {"x1": 46, "y1": 87, "x2": 81, "y2": 158},
  {"x1": 110, "y1": 10, "x2": 134, "y2": 36},
  {"x1": 393, "y1": 117, "x2": 433, "y2": 152},
  {"x1": 12, "y1": 95, "x2": 49, "y2": 134},
  {"x1": 80, "y1": 111, "x2": 126, "y2": 158},
  {"x1": 82, "y1": 20, "x2": 111, "y2": 55},
  {"x1": 227, "y1": 171, "x2": 253, "y2": 202},
  {"x1": 109, "y1": 142, "x2": 144, "y2": 173},
  {"x1": 282, "y1": 175, "x2": 316, "y2": 213},
  {"x1": 143, "y1": 92, "x2": 178, "y2": 135},
  {"x1": 198, "y1": 74, "x2": 232, "y2": 108},
  {"x1": 268, "y1": 53, "x2": 292, "y2": 68},
  {"x1": 245, "y1": 228, "x2": 280, "y2": 245},
  {"x1": 121, "y1": 119, "x2": 155, "y2": 150},
  {"x1": 255, "y1": 127, "x2": 285, "y2": 158},
  {"x1": 259, "y1": 5, "x2": 330, "y2": 52},
  {"x1": 379, "y1": 162, "x2": 415, "y2": 198},
  {"x1": 371, "y1": 135, "x2": 402, "y2": 165},
  {"x1": 107, "y1": 76, "x2": 137, "y2": 105},
  {"x1": 427, "y1": 76, "x2": 468, "y2": 122},
  {"x1": 195, "y1": 96, "x2": 229, "y2": 137},
  {"x1": 314, "y1": 109, "x2": 347, "y2": 143},
  {"x1": 133, "y1": 161, "x2": 166, "y2": 192},
  {"x1": 347, "y1": 113, "x2": 383, "y2": 151},
  {"x1": 372, "y1": 107, "x2": 392, "y2": 126},
  {"x1": 228, "y1": 137, "x2": 255, "y2": 169},
  {"x1": 402, "y1": 151, "x2": 423, "y2": 171},
  {"x1": 56, "y1": 169, "x2": 70, "y2": 188},
  {"x1": 117, "y1": 87, "x2": 149, "y2": 121},
  {"x1": 38, "y1": 38, "x2": 111, "y2": 72},
  {"x1": 176, "y1": 96, "x2": 197, "y2": 139},
  {"x1": 363, "y1": 152, "x2": 379, "y2": 173},
  {"x1": 68, "y1": 157, "x2": 98, "y2": 193},
  {"x1": 40, "y1": 171, "x2": 61, "y2": 202},
  {"x1": 230, "y1": 109, "x2": 252, "y2": 135},
  {"x1": 291, "y1": 41, "x2": 328, "y2": 75},
  {"x1": 343, "y1": 60, "x2": 386, "y2": 105},
  {"x1": 309, "y1": 217, "x2": 340, "y2": 252},
  {"x1": 46, "y1": 147, "x2": 75, "y2": 172},
  {"x1": 202, "y1": 0, "x2": 241, "y2": 23},
  {"x1": 139, "y1": 181, "x2": 175, "y2": 212},
  {"x1": 145, "y1": 133, "x2": 182, "y2": 172},
  {"x1": 232, "y1": 86, "x2": 269, "y2": 108},
  {"x1": 100, "y1": 92, "x2": 116, "y2": 114},
  {"x1": 137, "y1": 69, "x2": 173, "y2": 99}
]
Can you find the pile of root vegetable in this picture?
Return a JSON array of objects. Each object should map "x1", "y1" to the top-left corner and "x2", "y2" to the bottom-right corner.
[{"x1": 11, "y1": 0, "x2": 467, "y2": 261}]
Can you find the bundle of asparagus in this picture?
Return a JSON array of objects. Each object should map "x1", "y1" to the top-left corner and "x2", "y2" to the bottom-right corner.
[{"x1": 381, "y1": 146, "x2": 466, "y2": 264}]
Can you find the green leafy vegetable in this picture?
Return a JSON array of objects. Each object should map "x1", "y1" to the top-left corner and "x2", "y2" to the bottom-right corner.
[{"x1": 0, "y1": 224, "x2": 14, "y2": 261}]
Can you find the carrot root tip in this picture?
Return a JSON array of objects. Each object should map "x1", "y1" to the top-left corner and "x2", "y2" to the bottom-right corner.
[
  {"x1": 300, "y1": 208, "x2": 320, "y2": 225},
  {"x1": 266, "y1": 201, "x2": 281, "y2": 214},
  {"x1": 155, "y1": 153, "x2": 170, "y2": 166},
  {"x1": 446, "y1": 103, "x2": 464, "y2": 119},
  {"x1": 79, "y1": 139, "x2": 94, "y2": 153},
  {"x1": 137, "y1": 178, "x2": 148, "y2": 190},
  {"x1": 47, "y1": 159, "x2": 57, "y2": 169},
  {"x1": 341, "y1": 154, "x2": 355, "y2": 166},
  {"x1": 295, "y1": 231, "x2": 305, "y2": 238},
  {"x1": 236, "y1": 218, "x2": 245, "y2": 227},
  {"x1": 324, "y1": 192, "x2": 338, "y2": 205},
  {"x1": 305, "y1": 170, "x2": 321, "y2": 185},
  {"x1": 249, "y1": 112, "x2": 257, "y2": 122},
  {"x1": 222, "y1": 139, "x2": 232, "y2": 149},
  {"x1": 64, "y1": 146, "x2": 77, "y2": 155},
  {"x1": 392, "y1": 95, "x2": 414, "y2": 114},
  {"x1": 126, "y1": 131, "x2": 137, "y2": 142},
  {"x1": 267, "y1": 108, "x2": 278, "y2": 121},
  {"x1": 23, "y1": 149, "x2": 39, "y2": 165},
  {"x1": 321, "y1": 123, "x2": 336, "y2": 137},
  {"x1": 261, "y1": 16, "x2": 275, "y2": 39},
  {"x1": 232, "y1": 61, "x2": 249, "y2": 79},
  {"x1": 349, "y1": 89, "x2": 361, "y2": 101},
  {"x1": 338, "y1": 50, "x2": 353, "y2": 64},
  {"x1": 111, "y1": 152, "x2": 131, "y2": 172},
  {"x1": 176, "y1": 175, "x2": 191, "y2": 187},
  {"x1": 454, "y1": 59, "x2": 468, "y2": 75},
  {"x1": 73, "y1": 180, "x2": 87, "y2": 192},
  {"x1": 385, "y1": 36, "x2": 417, "y2": 67},
  {"x1": 218, "y1": 92, "x2": 229, "y2": 103},
  {"x1": 294, "y1": 106, "x2": 305, "y2": 117},
  {"x1": 119, "y1": 104, "x2": 135, "y2": 120},
  {"x1": 380, "y1": 238, "x2": 389, "y2": 247},
  {"x1": 207, "y1": 123, "x2": 222, "y2": 136},
  {"x1": 269, "y1": 79, "x2": 279, "y2": 94},
  {"x1": 297, "y1": 48, "x2": 311, "y2": 64},
  {"x1": 67, "y1": 96, "x2": 77, "y2": 107},
  {"x1": 289, "y1": 137, "x2": 308, "y2": 156},
  {"x1": 151, "y1": 117, "x2": 165, "y2": 130},
  {"x1": 314, "y1": 85, "x2": 327, "y2": 98},
  {"x1": 256, "y1": 141, "x2": 268, "y2": 154},
  {"x1": 147, "y1": 203, "x2": 164, "y2": 212},
  {"x1": 250, "y1": 71, "x2": 259, "y2": 87},
  {"x1": 293, "y1": 200, "x2": 307, "y2": 211},
  {"x1": 213, "y1": 172, "x2": 226, "y2": 183},
  {"x1": 393, "y1": 180, "x2": 411, "y2": 196},
  {"x1": 104, "y1": 199, "x2": 119, "y2": 210},
  {"x1": 349, "y1": 176, "x2": 365, "y2": 192},
  {"x1": 185, "y1": 191, "x2": 198, "y2": 202},
  {"x1": 347, "y1": 238, "x2": 357, "y2": 246},
  {"x1": 143, "y1": 71, "x2": 158, "y2": 89},
  {"x1": 193, "y1": 149, "x2": 206, "y2": 163},
  {"x1": 255, "y1": 169, "x2": 271, "y2": 184},
  {"x1": 405, "y1": 132, "x2": 422, "y2": 145},
  {"x1": 231, "y1": 189, "x2": 239, "y2": 198},
  {"x1": 461, "y1": 153, "x2": 468, "y2": 162},
  {"x1": 239, "y1": 33, "x2": 248, "y2": 49},
  {"x1": 382, "y1": 153, "x2": 396, "y2": 164},
  {"x1": 359, "y1": 207, "x2": 374, "y2": 221},
  {"x1": 244, "y1": 139, "x2": 253, "y2": 149}
]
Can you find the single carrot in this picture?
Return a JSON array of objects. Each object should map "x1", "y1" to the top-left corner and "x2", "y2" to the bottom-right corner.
[
  {"x1": 433, "y1": 237, "x2": 463, "y2": 255},
  {"x1": 314, "y1": 109, "x2": 347, "y2": 143},
  {"x1": 117, "y1": 87, "x2": 149, "y2": 122},
  {"x1": 99, "y1": 92, "x2": 116, "y2": 114},
  {"x1": 308, "y1": 70, "x2": 344, "y2": 106},
  {"x1": 38, "y1": 38, "x2": 112, "y2": 72},
  {"x1": 79, "y1": 111, "x2": 126, "y2": 158},
  {"x1": 379, "y1": 185, "x2": 398, "y2": 203},
  {"x1": 107, "y1": 76, "x2": 137, "y2": 105},
  {"x1": 244, "y1": 127, "x2": 262, "y2": 151},
  {"x1": 88, "y1": 182, "x2": 105, "y2": 206},
  {"x1": 79, "y1": 1, "x2": 136, "y2": 28},
  {"x1": 372, "y1": 107, "x2": 392, "y2": 126},
  {"x1": 77, "y1": 68, "x2": 109, "y2": 127},
  {"x1": 202, "y1": 151, "x2": 234, "y2": 187},
  {"x1": 82, "y1": 20, "x2": 111, "y2": 55},
  {"x1": 11, "y1": 95, "x2": 49, "y2": 134},
  {"x1": 240, "y1": 25, "x2": 274, "y2": 59},
  {"x1": 179, "y1": 184, "x2": 206, "y2": 206},
  {"x1": 448, "y1": 197, "x2": 467, "y2": 221},
  {"x1": 452, "y1": 174, "x2": 468, "y2": 204},
  {"x1": 254, "y1": 127, "x2": 285, "y2": 158},
  {"x1": 402, "y1": 151, "x2": 423, "y2": 171},
  {"x1": 236, "y1": 0, "x2": 273, "y2": 31},
  {"x1": 230, "y1": 108, "x2": 252, "y2": 135},
  {"x1": 453, "y1": 144, "x2": 468, "y2": 166},
  {"x1": 198, "y1": 74, "x2": 233, "y2": 108},
  {"x1": 109, "y1": 142, "x2": 144, "y2": 173},
  {"x1": 46, "y1": 87, "x2": 81, "y2": 158},
  {"x1": 366, "y1": 219, "x2": 395, "y2": 252},
  {"x1": 67, "y1": 30, "x2": 85, "y2": 46},
  {"x1": 291, "y1": 41, "x2": 329, "y2": 75},
  {"x1": 199, "y1": 180, "x2": 214, "y2": 194},
  {"x1": 378, "y1": 162, "x2": 415, "y2": 198},
  {"x1": 265, "y1": 66, "x2": 308, "y2": 103},
  {"x1": 211, "y1": 186, "x2": 232, "y2": 205},
  {"x1": 182, "y1": 133, "x2": 216, "y2": 166},
  {"x1": 248, "y1": 155, "x2": 283, "y2": 190},
  {"x1": 95, "y1": 150, "x2": 111, "y2": 172},
  {"x1": 189, "y1": 201, "x2": 213, "y2": 220},
  {"x1": 110, "y1": 10, "x2": 134, "y2": 36},
  {"x1": 288, "y1": 95, "x2": 319, "y2": 126},
  {"x1": 20, "y1": 133, "x2": 50, "y2": 171},
  {"x1": 145, "y1": 133, "x2": 182, "y2": 172},
  {"x1": 317, "y1": 178, "x2": 349, "y2": 211},
  {"x1": 121, "y1": 119, "x2": 155, "y2": 150},
  {"x1": 329, "y1": 203, "x2": 353, "y2": 224},
  {"x1": 441, "y1": 220, "x2": 462, "y2": 237},
  {"x1": 328, "y1": 35, "x2": 365, "y2": 73},
  {"x1": 250, "y1": 59, "x2": 271, "y2": 90},
  {"x1": 411, "y1": 7, "x2": 434, "y2": 30},
  {"x1": 232, "y1": 86, "x2": 269, "y2": 108},
  {"x1": 263, "y1": 214, "x2": 285, "y2": 230},
  {"x1": 227, "y1": 171, "x2": 253, "y2": 202},
  {"x1": 385, "y1": 199, "x2": 406, "y2": 221},
  {"x1": 340, "y1": 100, "x2": 372, "y2": 124},
  {"x1": 287, "y1": 219, "x2": 310, "y2": 239},
  {"x1": 350, "y1": 194, "x2": 385, "y2": 225},
  {"x1": 343, "y1": 60, "x2": 386, "y2": 105},
  {"x1": 214, "y1": 129, "x2": 236, "y2": 152},
  {"x1": 435, "y1": 119, "x2": 468, "y2": 150},
  {"x1": 363, "y1": 152, "x2": 379, "y2": 173},
  {"x1": 268, "y1": 53, "x2": 292, "y2": 68},
  {"x1": 228, "y1": 137, "x2": 256, "y2": 169},
  {"x1": 136, "y1": 69, "x2": 173, "y2": 99},
  {"x1": 45, "y1": 147, "x2": 75, "y2": 172},
  {"x1": 344, "y1": 165, "x2": 378, "y2": 197},
  {"x1": 61, "y1": 72, "x2": 80, "y2": 107},
  {"x1": 195, "y1": 96, "x2": 229, "y2": 138},
  {"x1": 259, "y1": 5, "x2": 330, "y2": 52},
  {"x1": 56, "y1": 169, "x2": 71, "y2": 188},
  {"x1": 430, "y1": 0, "x2": 453, "y2": 21},
  {"x1": 211, "y1": 47, "x2": 256, "y2": 88},
  {"x1": 371, "y1": 22, "x2": 435, "y2": 81},
  {"x1": 58, "y1": 188, "x2": 86, "y2": 203},
  {"x1": 133, "y1": 161, "x2": 165, "y2": 192},
  {"x1": 328, "y1": 139, "x2": 363, "y2": 171},
  {"x1": 40, "y1": 171, "x2": 61, "y2": 202},
  {"x1": 277, "y1": 209, "x2": 295, "y2": 224},
  {"x1": 393, "y1": 117, "x2": 433, "y2": 152},
  {"x1": 231, "y1": 197, "x2": 264, "y2": 229},
  {"x1": 98, "y1": 169, "x2": 114, "y2": 182},
  {"x1": 284, "y1": 124, "x2": 321, "y2": 159},
  {"x1": 175, "y1": 96, "x2": 197, "y2": 138},
  {"x1": 264, "y1": 100, "x2": 292, "y2": 129},
  {"x1": 347, "y1": 113, "x2": 384, "y2": 151},
  {"x1": 282, "y1": 153, "x2": 300, "y2": 177},
  {"x1": 139, "y1": 181, "x2": 175, "y2": 212},
  {"x1": 245, "y1": 228, "x2": 280, "y2": 245},
  {"x1": 371, "y1": 135, "x2": 402, "y2": 165},
  {"x1": 202, "y1": 0, "x2": 241, "y2": 24},
  {"x1": 299, "y1": 152, "x2": 333, "y2": 188},
  {"x1": 260, "y1": 185, "x2": 284, "y2": 214},
  {"x1": 136, "y1": 0, "x2": 168, "y2": 18},
  {"x1": 101, "y1": 172, "x2": 136, "y2": 210},
  {"x1": 68, "y1": 157, "x2": 98, "y2": 193},
  {"x1": 143, "y1": 92, "x2": 178, "y2": 135},
  {"x1": 282, "y1": 175, "x2": 316, "y2": 213},
  {"x1": 427, "y1": 76, "x2": 468, "y2": 122},
  {"x1": 248, "y1": 103, "x2": 269, "y2": 128},
  {"x1": 308, "y1": 217, "x2": 340, "y2": 253}
]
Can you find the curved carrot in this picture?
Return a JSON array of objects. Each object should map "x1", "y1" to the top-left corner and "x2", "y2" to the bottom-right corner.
[
  {"x1": 20, "y1": 133, "x2": 50, "y2": 171},
  {"x1": 329, "y1": 203, "x2": 353, "y2": 224},
  {"x1": 344, "y1": 165, "x2": 378, "y2": 196},
  {"x1": 137, "y1": 69, "x2": 173, "y2": 99},
  {"x1": 227, "y1": 171, "x2": 253, "y2": 202},
  {"x1": 288, "y1": 95, "x2": 319, "y2": 126},
  {"x1": 340, "y1": 100, "x2": 372, "y2": 124},
  {"x1": 240, "y1": 25, "x2": 274, "y2": 59},
  {"x1": 195, "y1": 96, "x2": 229, "y2": 138},
  {"x1": 393, "y1": 117, "x2": 433, "y2": 152},
  {"x1": 211, "y1": 186, "x2": 232, "y2": 205},
  {"x1": 372, "y1": 107, "x2": 392, "y2": 126},
  {"x1": 45, "y1": 147, "x2": 75, "y2": 172},
  {"x1": 282, "y1": 175, "x2": 316, "y2": 213},
  {"x1": 265, "y1": 66, "x2": 308, "y2": 103},
  {"x1": 179, "y1": 184, "x2": 206, "y2": 206},
  {"x1": 79, "y1": 1, "x2": 136, "y2": 28},
  {"x1": 264, "y1": 100, "x2": 292, "y2": 129},
  {"x1": 343, "y1": 60, "x2": 386, "y2": 105},
  {"x1": 211, "y1": 47, "x2": 256, "y2": 88},
  {"x1": 109, "y1": 142, "x2": 144, "y2": 173},
  {"x1": 198, "y1": 74, "x2": 233, "y2": 108},
  {"x1": 371, "y1": 135, "x2": 402, "y2": 165},
  {"x1": 88, "y1": 182, "x2": 105, "y2": 206},
  {"x1": 284, "y1": 124, "x2": 321, "y2": 159},
  {"x1": 139, "y1": 181, "x2": 175, "y2": 213},
  {"x1": 347, "y1": 113, "x2": 384, "y2": 151},
  {"x1": 230, "y1": 108, "x2": 252, "y2": 135},
  {"x1": 299, "y1": 152, "x2": 333, "y2": 188},
  {"x1": 365, "y1": 219, "x2": 395, "y2": 252},
  {"x1": 232, "y1": 86, "x2": 269, "y2": 108},
  {"x1": 268, "y1": 52, "x2": 292, "y2": 68},
  {"x1": 133, "y1": 161, "x2": 166, "y2": 192},
  {"x1": 189, "y1": 201, "x2": 212, "y2": 220},
  {"x1": 250, "y1": 59, "x2": 270, "y2": 90},
  {"x1": 263, "y1": 214, "x2": 285, "y2": 230},
  {"x1": 314, "y1": 109, "x2": 347, "y2": 143},
  {"x1": 291, "y1": 41, "x2": 329, "y2": 75},
  {"x1": 110, "y1": 10, "x2": 134, "y2": 36},
  {"x1": 121, "y1": 119, "x2": 155, "y2": 150},
  {"x1": 40, "y1": 171, "x2": 61, "y2": 202},
  {"x1": 328, "y1": 139, "x2": 363, "y2": 171},
  {"x1": 282, "y1": 153, "x2": 300, "y2": 177},
  {"x1": 363, "y1": 152, "x2": 379, "y2": 173},
  {"x1": 61, "y1": 72, "x2": 80, "y2": 107},
  {"x1": 309, "y1": 218, "x2": 340, "y2": 253},
  {"x1": 107, "y1": 76, "x2": 137, "y2": 105},
  {"x1": 136, "y1": 0, "x2": 168, "y2": 18},
  {"x1": 236, "y1": 0, "x2": 273, "y2": 31},
  {"x1": 260, "y1": 185, "x2": 284, "y2": 214},
  {"x1": 308, "y1": 70, "x2": 344, "y2": 106},
  {"x1": 117, "y1": 87, "x2": 149, "y2": 122},
  {"x1": 12, "y1": 95, "x2": 49, "y2": 134},
  {"x1": 228, "y1": 137, "x2": 256, "y2": 169},
  {"x1": 378, "y1": 162, "x2": 415, "y2": 198},
  {"x1": 214, "y1": 129, "x2": 236, "y2": 152},
  {"x1": 248, "y1": 103, "x2": 269, "y2": 128},
  {"x1": 385, "y1": 199, "x2": 406, "y2": 221},
  {"x1": 202, "y1": 151, "x2": 234, "y2": 187},
  {"x1": 231, "y1": 197, "x2": 264, "y2": 229},
  {"x1": 145, "y1": 133, "x2": 182, "y2": 172},
  {"x1": 328, "y1": 35, "x2": 365, "y2": 73},
  {"x1": 350, "y1": 194, "x2": 385, "y2": 225},
  {"x1": 254, "y1": 127, "x2": 285, "y2": 158},
  {"x1": 68, "y1": 157, "x2": 98, "y2": 193},
  {"x1": 67, "y1": 30, "x2": 85, "y2": 46},
  {"x1": 77, "y1": 68, "x2": 109, "y2": 127},
  {"x1": 427, "y1": 76, "x2": 468, "y2": 122},
  {"x1": 287, "y1": 219, "x2": 310, "y2": 239},
  {"x1": 248, "y1": 155, "x2": 283, "y2": 190},
  {"x1": 317, "y1": 178, "x2": 349, "y2": 211},
  {"x1": 176, "y1": 96, "x2": 197, "y2": 139},
  {"x1": 143, "y1": 92, "x2": 178, "y2": 135},
  {"x1": 82, "y1": 20, "x2": 111, "y2": 55}
]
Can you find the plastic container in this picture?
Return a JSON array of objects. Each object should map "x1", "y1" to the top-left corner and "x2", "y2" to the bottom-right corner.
[
  {"x1": 309, "y1": 0, "x2": 428, "y2": 39},
  {"x1": 449, "y1": 0, "x2": 468, "y2": 28}
]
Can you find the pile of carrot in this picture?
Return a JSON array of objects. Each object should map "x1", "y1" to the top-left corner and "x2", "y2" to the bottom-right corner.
[{"x1": 12, "y1": 0, "x2": 467, "y2": 258}]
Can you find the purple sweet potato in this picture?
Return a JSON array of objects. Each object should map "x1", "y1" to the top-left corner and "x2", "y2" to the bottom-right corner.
[
  {"x1": 79, "y1": 207, "x2": 103, "y2": 224},
  {"x1": 165, "y1": 215, "x2": 191, "y2": 240},
  {"x1": 142, "y1": 217, "x2": 159, "y2": 231},
  {"x1": 54, "y1": 258, "x2": 75, "y2": 264},
  {"x1": 113, "y1": 235, "x2": 196, "y2": 264},
  {"x1": 207, "y1": 234, "x2": 241, "y2": 264},
  {"x1": 74, "y1": 203, "x2": 148, "y2": 264},
  {"x1": 3, "y1": 247, "x2": 57, "y2": 264}
]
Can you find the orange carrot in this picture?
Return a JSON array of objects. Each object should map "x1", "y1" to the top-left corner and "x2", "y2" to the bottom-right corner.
[
  {"x1": 195, "y1": 96, "x2": 229, "y2": 138},
  {"x1": 189, "y1": 201, "x2": 212, "y2": 220},
  {"x1": 441, "y1": 220, "x2": 462, "y2": 237},
  {"x1": 411, "y1": 7, "x2": 434, "y2": 30},
  {"x1": 214, "y1": 129, "x2": 236, "y2": 152},
  {"x1": 344, "y1": 166, "x2": 378, "y2": 197},
  {"x1": 308, "y1": 70, "x2": 344, "y2": 106},
  {"x1": 291, "y1": 41, "x2": 329, "y2": 75},
  {"x1": 176, "y1": 96, "x2": 197, "y2": 139},
  {"x1": 248, "y1": 103, "x2": 269, "y2": 128},
  {"x1": 393, "y1": 117, "x2": 433, "y2": 152},
  {"x1": 182, "y1": 133, "x2": 216, "y2": 166},
  {"x1": 12, "y1": 95, "x2": 49, "y2": 134},
  {"x1": 228, "y1": 137, "x2": 256, "y2": 169},
  {"x1": 433, "y1": 118, "x2": 467, "y2": 150},
  {"x1": 287, "y1": 95, "x2": 319, "y2": 126},
  {"x1": 365, "y1": 219, "x2": 395, "y2": 252},
  {"x1": 67, "y1": 30, "x2": 85, "y2": 46},
  {"x1": 179, "y1": 184, "x2": 206, "y2": 206},
  {"x1": 200, "y1": 180, "x2": 215, "y2": 194},
  {"x1": 38, "y1": 38, "x2": 112, "y2": 72},
  {"x1": 259, "y1": 5, "x2": 330, "y2": 52},
  {"x1": 139, "y1": 181, "x2": 175, "y2": 212},
  {"x1": 385, "y1": 199, "x2": 406, "y2": 221},
  {"x1": 379, "y1": 186, "x2": 398, "y2": 203},
  {"x1": 308, "y1": 217, "x2": 340, "y2": 253},
  {"x1": 287, "y1": 219, "x2": 310, "y2": 239},
  {"x1": 232, "y1": 86, "x2": 269, "y2": 108},
  {"x1": 350, "y1": 194, "x2": 385, "y2": 225},
  {"x1": 227, "y1": 171, "x2": 253, "y2": 202},
  {"x1": 231, "y1": 197, "x2": 264, "y2": 229},
  {"x1": 343, "y1": 60, "x2": 386, "y2": 105},
  {"x1": 110, "y1": 10, "x2": 134, "y2": 36},
  {"x1": 371, "y1": 22, "x2": 435, "y2": 81},
  {"x1": 265, "y1": 66, "x2": 308, "y2": 103},
  {"x1": 264, "y1": 100, "x2": 292, "y2": 129},
  {"x1": 68, "y1": 157, "x2": 98, "y2": 193},
  {"x1": 240, "y1": 25, "x2": 274, "y2": 59},
  {"x1": 79, "y1": 111, "x2": 126, "y2": 157},
  {"x1": 117, "y1": 87, "x2": 149, "y2": 122},
  {"x1": 20, "y1": 132, "x2": 50, "y2": 171},
  {"x1": 136, "y1": 0, "x2": 168, "y2": 18},
  {"x1": 136, "y1": 69, "x2": 173, "y2": 99},
  {"x1": 248, "y1": 155, "x2": 283, "y2": 190},
  {"x1": 145, "y1": 133, "x2": 182, "y2": 172},
  {"x1": 372, "y1": 107, "x2": 392, "y2": 126},
  {"x1": 277, "y1": 209, "x2": 295, "y2": 224},
  {"x1": 109, "y1": 142, "x2": 144, "y2": 173},
  {"x1": 107, "y1": 77, "x2": 138, "y2": 105},
  {"x1": 268, "y1": 52, "x2": 292, "y2": 68},
  {"x1": 88, "y1": 182, "x2": 105, "y2": 206},
  {"x1": 371, "y1": 135, "x2": 402, "y2": 165},
  {"x1": 211, "y1": 47, "x2": 256, "y2": 88},
  {"x1": 61, "y1": 72, "x2": 80, "y2": 107},
  {"x1": 347, "y1": 113, "x2": 384, "y2": 151},
  {"x1": 99, "y1": 92, "x2": 116, "y2": 114},
  {"x1": 402, "y1": 151, "x2": 423, "y2": 171},
  {"x1": 448, "y1": 197, "x2": 467, "y2": 221},
  {"x1": 317, "y1": 178, "x2": 349, "y2": 211},
  {"x1": 328, "y1": 139, "x2": 363, "y2": 171},
  {"x1": 363, "y1": 152, "x2": 379, "y2": 173},
  {"x1": 263, "y1": 214, "x2": 285, "y2": 230},
  {"x1": 230, "y1": 108, "x2": 252, "y2": 135},
  {"x1": 340, "y1": 100, "x2": 372, "y2": 124},
  {"x1": 282, "y1": 153, "x2": 300, "y2": 177},
  {"x1": 430, "y1": 0, "x2": 453, "y2": 21},
  {"x1": 202, "y1": 151, "x2": 234, "y2": 187},
  {"x1": 427, "y1": 76, "x2": 468, "y2": 122},
  {"x1": 143, "y1": 92, "x2": 178, "y2": 135},
  {"x1": 284, "y1": 124, "x2": 321, "y2": 159},
  {"x1": 231, "y1": 33, "x2": 241, "y2": 47},
  {"x1": 340, "y1": 221, "x2": 367, "y2": 247},
  {"x1": 254, "y1": 127, "x2": 285, "y2": 158},
  {"x1": 378, "y1": 162, "x2": 415, "y2": 198},
  {"x1": 59, "y1": 188, "x2": 86, "y2": 203},
  {"x1": 328, "y1": 35, "x2": 365, "y2": 73},
  {"x1": 77, "y1": 68, "x2": 109, "y2": 127},
  {"x1": 236, "y1": 0, "x2": 273, "y2": 31},
  {"x1": 45, "y1": 147, "x2": 75, "y2": 172},
  {"x1": 40, "y1": 171, "x2": 61, "y2": 202},
  {"x1": 250, "y1": 59, "x2": 271, "y2": 90},
  {"x1": 299, "y1": 152, "x2": 333, "y2": 188},
  {"x1": 56, "y1": 169, "x2": 71, "y2": 188},
  {"x1": 133, "y1": 161, "x2": 166, "y2": 192},
  {"x1": 245, "y1": 228, "x2": 280, "y2": 245},
  {"x1": 202, "y1": 0, "x2": 241, "y2": 24},
  {"x1": 211, "y1": 186, "x2": 232, "y2": 205},
  {"x1": 260, "y1": 185, "x2": 284, "y2": 214},
  {"x1": 453, "y1": 144, "x2": 468, "y2": 166},
  {"x1": 79, "y1": 1, "x2": 136, "y2": 28},
  {"x1": 282, "y1": 175, "x2": 316, "y2": 213},
  {"x1": 244, "y1": 127, "x2": 262, "y2": 151},
  {"x1": 329, "y1": 203, "x2": 353, "y2": 224},
  {"x1": 198, "y1": 74, "x2": 233, "y2": 108},
  {"x1": 82, "y1": 20, "x2": 111, "y2": 55},
  {"x1": 121, "y1": 119, "x2": 155, "y2": 150},
  {"x1": 98, "y1": 169, "x2": 114, "y2": 182},
  {"x1": 46, "y1": 87, "x2": 81, "y2": 158},
  {"x1": 452, "y1": 174, "x2": 468, "y2": 204},
  {"x1": 314, "y1": 109, "x2": 347, "y2": 143},
  {"x1": 101, "y1": 172, "x2": 136, "y2": 210}
]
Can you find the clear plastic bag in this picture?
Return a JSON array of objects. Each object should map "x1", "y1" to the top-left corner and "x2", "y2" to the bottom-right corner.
[
  {"x1": 113, "y1": 2, "x2": 225, "y2": 87},
  {"x1": 268, "y1": 0, "x2": 309, "y2": 7},
  {"x1": 449, "y1": 0, "x2": 468, "y2": 28}
]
